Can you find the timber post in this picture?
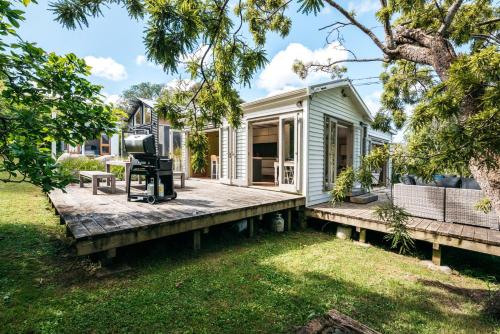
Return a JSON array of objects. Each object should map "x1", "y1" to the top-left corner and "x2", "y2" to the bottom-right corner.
[
  {"x1": 248, "y1": 217, "x2": 254, "y2": 237},
  {"x1": 297, "y1": 206, "x2": 307, "y2": 229},
  {"x1": 193, "y1": 230, "x2": 201, "y2": 251},
  {"x1": 432, "y1": 243, "x2": 441, "y2": 266},
  {"x1": 356, "y1": 227, "x2": 367, "y2": 243},
  {"x1": 98, "y1": 248, "x2": 116, "y2": 266},
  {"x1": 287, "y1": 209, "x2": 292, "y2": 232}
]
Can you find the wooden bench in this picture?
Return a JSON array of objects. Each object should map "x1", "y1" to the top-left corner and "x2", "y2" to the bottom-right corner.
[
  {"x1": 173, "y1": 171, "x2": 185, "y2": 188},
  {"x1": 105, "y1": 160, "x2": 131, "y2": 192},
  {"x1": 79, "y1": 171, "x2": 116, "y2": 195}
]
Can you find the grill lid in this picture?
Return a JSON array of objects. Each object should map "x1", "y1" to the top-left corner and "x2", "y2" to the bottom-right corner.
[{"x1": 124, "y1": 134, "x2": 156, "y2": 155}]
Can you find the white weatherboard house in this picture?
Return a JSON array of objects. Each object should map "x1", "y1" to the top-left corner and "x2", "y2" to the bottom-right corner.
[
  {"x1": 54, "y1": 79, "x2": 392, "y2": 207},
  {"x1": 181, "y1": 79, "x2": 392, "y2": 206}
]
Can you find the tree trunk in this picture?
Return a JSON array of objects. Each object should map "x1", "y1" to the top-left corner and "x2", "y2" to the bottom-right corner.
[{"x1": 469, "y1": 158, "x2": 500, "y2": 217}]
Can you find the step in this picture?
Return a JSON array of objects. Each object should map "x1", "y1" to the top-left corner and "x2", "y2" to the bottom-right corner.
[
  {"x1": 346, "y1": 188, "x2": 367, "y2": 197},
  {"x1": 349, "y1": 193, "x2": 378, "y2": 204}
]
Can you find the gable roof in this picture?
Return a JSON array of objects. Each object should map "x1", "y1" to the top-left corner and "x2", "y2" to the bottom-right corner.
[
  {"x1": 241, "y1": 79, "x2": 374, "y2": 121},
  {"x1": 126, "y1": 97, "x2": 157, "y2": 120},
  {"x1": 307, "y1": 79, "x2": 374, "y2": 121}
]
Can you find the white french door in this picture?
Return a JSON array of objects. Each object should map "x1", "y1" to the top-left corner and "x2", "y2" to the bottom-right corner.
[
  {"x1": 219, "y1": 126, "x2": 233, "y2": 184},
  {"x1": 278, "y1": 113, "x2": 300, "y2": 192}
]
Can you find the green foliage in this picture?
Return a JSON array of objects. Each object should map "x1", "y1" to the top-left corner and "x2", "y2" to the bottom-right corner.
[
  {"x1": 375, "y1": 201, "x2": 415, "y2": 255},
  {"x1": 58, "y1": 157, "x2": 104, "y2": 178},
  {"x1": 475, "y1": 197, "x2": 492, "y2": 214},
  {"x1": 373, "y1": 3, "x2": 500, "y2": 178},
  {"x1": 121, "y1": 82, "x2": 164, "y2": 101},
  {"x1": 50, "y1": 0, "x2": 293, "y2": 172},
  {"x1": 0, "y1": 0, "x2": 117, "y2": 192},
  {"x1": 330, "y1": 167, "x2": 354, "y2": 205},
  {"x1": 330, "y1": 145, "x2": 391, "y2": 204},
  {"x1": 57, "y1": 157, "x2": 126, "y2": 180},
  {"x1": 297, "y1": 0, "x2": 326, "y2": 15},
  {"x1": 396, "y1": 47, "x2": 500, "y2": 179},
  {"x1": 188, "y1": 131, "x2": 208, "y2": 173}
]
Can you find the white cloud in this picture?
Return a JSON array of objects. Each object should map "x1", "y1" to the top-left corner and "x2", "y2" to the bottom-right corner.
[
  {"x1": 364, "y1": 90, "x2": 382, "y2": 116},
  {"x1": 84, "y1": 56, "x2": 127, "y2": 81},
  {"x1": 135, "y1": 55, "x2": 148, "y2": 66},
  {"x1": 165, "y1": 79, "x2": 197, "y2": 91},
  {"x1": 180, "y1": 45, "x2": 211, "y2": 65},
  {"x1": 320, "y1": 6, "x2": 332, "y2": 15},
  {"x1": 102, "y1": 92, "x2": 122, "y2": 106},
  {"x1": 393, "y1": 128, "x2": 407, "y2": 143},
  {"x1": 257, "y1": 42, "x2": 348, "y2": 95},
  {"x1": 348, "y1": 0, "x2": 380, "y2": 15},
  {"x1": 135, "y1": 54, "x2": 162, "y2": 68}
]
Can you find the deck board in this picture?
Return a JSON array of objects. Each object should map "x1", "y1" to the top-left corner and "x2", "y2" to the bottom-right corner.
[
  {"x1": 306, "y1": 200, "x2": 500, "y2": 257},
  {"x1": 49, "y1": 179, "x2": 305, "y2": 255}
]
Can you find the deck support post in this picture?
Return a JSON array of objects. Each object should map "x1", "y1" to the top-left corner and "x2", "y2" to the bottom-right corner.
[
  {"x1": 248, "y1": 217, "x2": 254, "y2": 237},
  {"x1": 432, "y1": 243, "x2": 441, "y2": 266},
  {"x1": 99, "y1": 248, "x2": 116, "y2": 265},
  {"x1": 193, "y1": 230, "x2": 201, "y2": 251},
  {"x1": 287, "y1": 210, "x2": 292, "y2": 232},
  {"x1": 297, "y1": 206, "x2": 307, "y2": 229},
  {"x1": 356, "y1": 227, "x2": 367, "y2": 243}
]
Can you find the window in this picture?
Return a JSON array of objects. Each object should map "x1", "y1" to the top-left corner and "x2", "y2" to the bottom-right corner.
[
  {"x1": 144, "y1": 107, "x2": 152, "y2": 124},
  {"x1": 172, "y1": 131, "x2": 182, "y2": 171},
  {"x1": 323, "y1": 116, "x2": 336, "y2": 191},
  {"x1": 134, "y1": 108, "x2": 142, "y2": 125},
  {"x1": 100, "y1": 134, "x2": 110, "y2": 155},
  {"x1": 158, "y1": 125, "x2": 170, "y2": 156}
]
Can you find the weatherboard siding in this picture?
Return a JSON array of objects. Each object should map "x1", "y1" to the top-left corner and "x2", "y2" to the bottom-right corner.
[
  {"x1": 307, "y1": 88, "x2": 367, "y2": 206},
  {"x1": 235, "y1": 125, "x2": 247, "y2": 181},
  {"x1": 220, "y1": 127, "x2": 229, "y2": 179}
]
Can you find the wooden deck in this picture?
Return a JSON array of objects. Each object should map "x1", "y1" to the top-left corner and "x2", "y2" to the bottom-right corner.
[
  {"x1": 49, "y1": 179, "x2": 305, "y2": 256},
  {"x1": 306, "y1": 198, "x2": 500, "y2": 263}
]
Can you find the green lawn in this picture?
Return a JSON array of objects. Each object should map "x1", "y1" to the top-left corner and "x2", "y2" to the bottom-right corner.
[{"x1": 0, "y1": 182, "x2": 499, "y2": 334}]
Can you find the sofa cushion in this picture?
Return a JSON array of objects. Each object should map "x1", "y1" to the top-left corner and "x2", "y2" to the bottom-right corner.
[
  {"x1": 441, "y1": 176, "x2": 461, "y2": 188},
  {"x1": 400, "y1": 175, "x2": 416, "y2": 185},
  {"x1": 461, "y1": 177, "x2": 481, "y2": 190},
  {"x1": 415, "y1": 177, "x2": 438, "y2": 186}
]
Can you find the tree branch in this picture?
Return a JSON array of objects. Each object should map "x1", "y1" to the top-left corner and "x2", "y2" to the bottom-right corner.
[
  {"x1": 438, "y1": 0, "x2": 464, "y2": 36},
  {"x1": 477, "y1": 18, "x2": 500, "y2": 26},
  {"x1": 471, "y1": 34, "x2": 500, "y2": 45},
  {"x1": 379, "y1": 0, "x2": 394, "y2": 48},
  {"x1": 323, "y1": 0, "x2": 389, "y2": 54},
  {"x1": 186, "y1": 0, "x2": 231, "y2": 108},
  {"x1": 303, "y1": 58, "x2": 387, "y2": 76},
  {"x1": 311, "y1": 58, "x2": 386, "y2": 68}
]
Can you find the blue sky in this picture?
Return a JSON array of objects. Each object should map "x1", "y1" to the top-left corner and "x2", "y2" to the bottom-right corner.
[{"x1": 18, "y1": 0, "x2": 386, "y2": 113}]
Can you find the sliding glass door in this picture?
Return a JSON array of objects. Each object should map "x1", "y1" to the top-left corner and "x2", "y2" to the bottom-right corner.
[{"x1": 278, "y1": 113, "x2": 299, "y2": 192}]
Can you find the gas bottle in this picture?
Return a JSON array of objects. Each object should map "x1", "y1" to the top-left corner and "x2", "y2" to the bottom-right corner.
[
  {"x1": 272, "y1": 213, "x2": 285, "y2": 232},
  {"x1": 147, "y1": 178, "x2": 155, "y2": 196},
  {"x1": 158, "y1": 180, "x2": 164, "y2": 198}
]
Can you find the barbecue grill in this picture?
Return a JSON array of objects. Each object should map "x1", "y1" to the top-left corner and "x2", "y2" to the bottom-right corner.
[{"x1": 124, "y1": 134, "x2": 176, "y2": 204}]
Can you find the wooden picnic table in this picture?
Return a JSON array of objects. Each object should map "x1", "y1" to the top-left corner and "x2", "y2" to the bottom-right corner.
[
  {"x1": 79, "y1": 171, "x2": 116, "y2": 195},
  {"x1": 105, "y1": 160, "x2": 131, "y2": 192}
]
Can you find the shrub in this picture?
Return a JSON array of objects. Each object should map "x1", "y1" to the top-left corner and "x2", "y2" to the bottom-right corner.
[
  {"x1": 110, "y1": 165, "x2": 125, "y2": 180},
  {"x1": 374, "y1": 201, "x2": 415, "y2": 254},
  {"x1": 58, "y1": 157, "x2": 104, "y2": 181}
]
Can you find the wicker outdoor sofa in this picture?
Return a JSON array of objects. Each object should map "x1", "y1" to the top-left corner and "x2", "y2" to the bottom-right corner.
[{"x1": 393, "y1": 176, "x2": 499, "y2": 230}]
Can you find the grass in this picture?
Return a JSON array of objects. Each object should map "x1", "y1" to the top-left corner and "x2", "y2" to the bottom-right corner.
[{"x1": 0, "y1": 182, "x2": 499, "y2": 334}]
